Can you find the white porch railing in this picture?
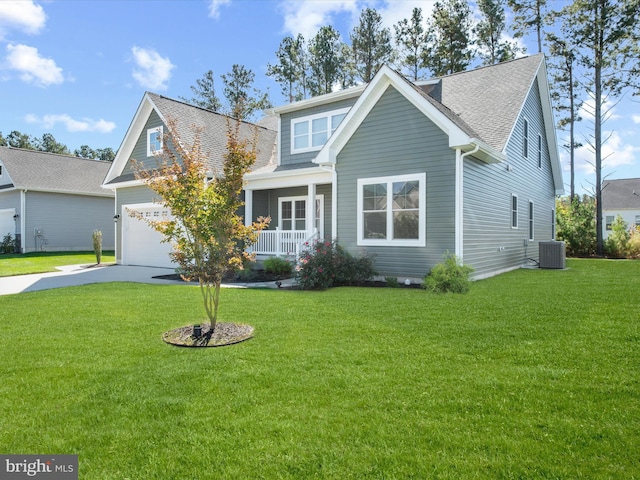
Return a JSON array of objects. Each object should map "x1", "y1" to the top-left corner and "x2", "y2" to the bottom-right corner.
[{"x1": 249, "y1": 229, "x2": 319, "y2": 257}]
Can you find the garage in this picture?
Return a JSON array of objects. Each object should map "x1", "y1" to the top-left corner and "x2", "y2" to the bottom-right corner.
[
  {"x1": 0, "y1": 209, "x2": 15, "y2": 241},
  {"x1": 121, "y1": 203, "x2": 175, "y2": 268}
]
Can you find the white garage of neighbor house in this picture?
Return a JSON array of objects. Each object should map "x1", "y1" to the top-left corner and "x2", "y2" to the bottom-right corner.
[
  {"x1": 0, "y1": 147, "x2": 115, "y2": 253},
  {"x1": 121, "y1": 203, "x2": 174, "y2": 268}
]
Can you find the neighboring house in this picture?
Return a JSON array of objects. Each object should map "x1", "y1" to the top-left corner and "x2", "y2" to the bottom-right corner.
[
  {"x1": 602, "y1": 178, "x2": 640, "y2": 239},
  {"x1": 104, "y1": 53, "x2": 563, "y2": 280},
  {"x1": 0, "y1": 147, "x2": 115, "y2": 253}
]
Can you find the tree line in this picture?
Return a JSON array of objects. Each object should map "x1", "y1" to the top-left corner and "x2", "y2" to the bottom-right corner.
[{"x1": 0, "y1": 130, "x2": 115, "y2": 162}]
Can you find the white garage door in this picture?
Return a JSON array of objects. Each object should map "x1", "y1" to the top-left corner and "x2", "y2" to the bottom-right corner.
[
  {"x1": 122, "y1": 204, "x2": 175, "y2": 268},
  {"x1": 0, "y1": 209, "x2": 15, "y2": 239}
]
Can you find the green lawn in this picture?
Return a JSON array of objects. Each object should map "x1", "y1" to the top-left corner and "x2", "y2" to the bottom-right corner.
[
  {"x1": 0, "y1": 251, "x2": 115, "y2": 277},
  {"x1": 0, "y1": 259, "x2": 638, "y2": 478}
]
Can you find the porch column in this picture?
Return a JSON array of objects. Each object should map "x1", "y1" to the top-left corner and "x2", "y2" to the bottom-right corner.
[
  {"x1": 306, "y1": 183, "x2": 316, "y2": 235},
  {"x1": 244, "y1": 188, "x2": 253, "y2": 227}
]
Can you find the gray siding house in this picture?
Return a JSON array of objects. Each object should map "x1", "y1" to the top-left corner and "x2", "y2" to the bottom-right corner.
[
  {"x1": 0, "y1": 147, "x2": 115, "y2": 253},
  {"x1": 104, "y1": 54, "x2": 563, "y2": 280},
  {"x1": 602, "y1": 178, "x2": 640, "y2": 239}
]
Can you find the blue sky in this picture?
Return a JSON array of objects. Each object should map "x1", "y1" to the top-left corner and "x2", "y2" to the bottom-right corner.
[{"x1": 0, "y1": 0, "x2": 638, "y2": 196}]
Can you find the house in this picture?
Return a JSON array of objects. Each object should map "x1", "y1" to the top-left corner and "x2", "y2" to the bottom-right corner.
[
  {"x1": 104, "y1": 53, "x2": 563, "y2": 280},
  {"x1": 602, "y1": 178, "x2": 640, "y2": 238},
  {"x1": 102, "y1": 92, "x2": 277, "y2": 268},
  {"x1": 0, "y1": 147, "x2": 115, "y2": 253}
]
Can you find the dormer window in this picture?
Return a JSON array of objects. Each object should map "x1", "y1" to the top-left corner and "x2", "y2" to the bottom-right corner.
[
  {"x1": 291, "y1": 108, "x2": 349, "y2": 153},
  {"x1": 147, "y1": 126, "x2": 163, "y2": 156}
]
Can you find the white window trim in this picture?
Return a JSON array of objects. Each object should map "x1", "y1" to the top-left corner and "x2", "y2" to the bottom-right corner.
[
  {"x1": 147, "y1": 126, "x2": 163, "y2": 157},
  {"x1": 511, "y1": 194, "x2": 519, "y2": 229},
  {"x1": 528, "y1": 200, "x2": 534, "y2": 241},
  {"x1": 523, "y1": 118, "x2": 529, "y2": 159},
  {"x1": 357, "y1": 173, "x2": 426, "y2": 247},
  {"x1": 290, "y1": 108, "x2": 349, "y2": 154},
  {"x1": 278, "y1": 195, "x2": 324, "y2": 237},
  {"x1": 537, "y1": 134, "x2": 543, "y2": 169}
]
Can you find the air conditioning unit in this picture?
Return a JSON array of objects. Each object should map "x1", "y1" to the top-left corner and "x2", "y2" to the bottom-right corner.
[{"x1": 539, "y1": 241, "x2": 566, "y2": 269}]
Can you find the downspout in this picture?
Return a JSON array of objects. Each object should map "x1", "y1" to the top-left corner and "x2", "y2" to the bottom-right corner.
[
  {"x1": 20, "y1": 189, "x2": 26, "y2": 253},
  {"x1": 456, "y1": 145, "x2": 480, "y2": 261}
]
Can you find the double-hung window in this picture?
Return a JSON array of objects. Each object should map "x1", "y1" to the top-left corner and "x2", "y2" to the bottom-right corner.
[
  {"x1": 537, "y1": 134, "x2": 543, "y2": 168},
  {"x1": 357, "y1": 173, "x2": 426, "y2": 246},
  {"x1": 528, "y1": 201, "x2": 534, "y2": 240},
  {"x1": 511, "y1": 194, "x2": 518, "y2": 228},
  {"x1": 523, "y1": 119, "x2": 529, "y2": 159},
  {"x1": 291, "y1": 108, "x2": 349, "y2": 153},
  {"x1": 147, "y1": 126, "x2": 163, "y2": 156}
]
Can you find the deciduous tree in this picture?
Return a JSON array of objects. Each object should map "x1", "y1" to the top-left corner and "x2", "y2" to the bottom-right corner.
[{"x1": 132, "y1": 117, "x2": 269, "y2": 337}]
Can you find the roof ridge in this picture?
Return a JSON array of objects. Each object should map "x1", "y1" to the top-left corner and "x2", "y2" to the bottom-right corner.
[
  {"x1": 0, "y1": 146, "x2": 111, "y2": 164},
  {"x1": 146, "y1": 92, "x2": 276, "y2": 132},
  {"x1": 434, "y1": 53, "x2": 543, "y2": 81}
]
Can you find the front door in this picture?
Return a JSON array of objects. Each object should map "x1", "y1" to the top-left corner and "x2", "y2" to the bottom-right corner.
[{"x1": 278, "y1": 195, "x2": 324, "y2": 238}]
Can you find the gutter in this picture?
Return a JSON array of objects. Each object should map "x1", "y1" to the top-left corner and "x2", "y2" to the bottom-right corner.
[{"x1": 455, "y1": 145, "x2": 481, "y2": 260}]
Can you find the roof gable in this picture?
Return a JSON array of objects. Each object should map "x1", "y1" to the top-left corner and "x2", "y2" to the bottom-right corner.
[
  {"x1": 0, "y1": 146, "x2": 113, "y2": 197},
  {"x1": 104, "y1": 93, "x2": 277, "y2": 186}
]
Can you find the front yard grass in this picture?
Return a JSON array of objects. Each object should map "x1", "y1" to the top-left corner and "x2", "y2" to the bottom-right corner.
[
  {"x1": 0, "y1": 251, "x2": 115, "y2": 277},
  {"x1": 0, "y1": 258, "x2": 638, "y2": 478}
]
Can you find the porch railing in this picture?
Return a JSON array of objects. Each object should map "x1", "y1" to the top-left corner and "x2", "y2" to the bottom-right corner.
[{"x1": 249, "y1": 229, "x2": 319, "y2": 257}]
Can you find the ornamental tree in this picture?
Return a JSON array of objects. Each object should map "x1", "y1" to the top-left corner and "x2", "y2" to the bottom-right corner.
[{"x1": 132, "y1": 116, "x2": 269, "y2": 333}]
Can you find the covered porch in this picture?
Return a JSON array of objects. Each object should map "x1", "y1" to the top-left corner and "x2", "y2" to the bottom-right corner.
[{"x1": 243, "y1": 165, "x2": 335, "y2": 257}]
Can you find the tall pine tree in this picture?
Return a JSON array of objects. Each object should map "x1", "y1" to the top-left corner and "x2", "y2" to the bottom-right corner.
[
  {"x1": 475, "y1": 0, "x2": 521, "y2": 65},
  {"x1": 350, "y1": 7, "x2": 393, "y2": 83},
  {"x1": 394, "y1": 8, "x2": 428, "y2": 81},
  {"x1": 307, "y1": 26, "x2": 350, "y2": 96},
  {"x1": 267, "y1": 34, "x2": 308, "y2": 103}
]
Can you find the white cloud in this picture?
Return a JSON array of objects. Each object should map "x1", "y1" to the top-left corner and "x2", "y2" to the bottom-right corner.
[
  {"x1": 0, "y1": 1, "x2": 46, "y2": 39},
  {"x1": 632, "y1": 114, "x2": 640, "y2": 124},
  {"x1": 573, "y1": 130, "x2": 639, "y2": 174},
  {"x1": 5, "y1": 43, "x2": 63, "y2": 87},
  {"x1": 208, "y1": 0, "x2": 231, "y2": 19},
  {"x1": 131, "y1": 46, "x2": 175, "y2": 91},
  {"x1": 579, "y1": 95, "x2": 623, "y2": 122},
  {"x1": 25, "y1": 113, "x2": 116, "y2": 133},
  {"x1": 278, "y1": 0, "x2": 360, "y2": 39}
]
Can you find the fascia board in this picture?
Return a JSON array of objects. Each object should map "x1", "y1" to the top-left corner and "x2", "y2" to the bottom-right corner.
[
  {"x1": 245, "y1": 168, "x2": 332, "y2": 190},
  {"x1": 103, "y1": 93, "x2": 155, "y2": 185},
  {"x1": 269, "y1": 85, "x2": 365, "y2": 115}
]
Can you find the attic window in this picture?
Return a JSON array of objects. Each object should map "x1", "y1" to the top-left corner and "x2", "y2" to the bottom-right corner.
[
  {"x1": 291, "y1": 108, "x2": 349, "y2": 154},
  {"x1": 147, "y1": 126, "x2": 163, "y2": 156}
]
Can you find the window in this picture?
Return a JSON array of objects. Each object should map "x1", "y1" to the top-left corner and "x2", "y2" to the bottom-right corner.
[
  {"x1": 635, "y1": 215, "x2": 640, "y2": 227},
  {"x1": 528, "y1": 201, "x2": 534, "y2": 240},
  {"x1": 552, "y1": 209, "x2": 556, "y2": 239},
  {"x1": 606, "y1": 215, "x2": 614, "y2": 230},
  {"x1": 147, "y1": 126, "x2": 163, "y2": 156},
  {"x1": 357, "y1": 173, "x2": 426, "y2": 246},
  {"x1": 511, "y1": 194, "x2": 518, "y2": 228},
  {"x1": 537, "y1": 134, "x2": 542, "y2": 168},
  {"x1": 291, "y1": 108, "x2": 349, "y2": 153},
  {"x1": 0, "y1": 165, "x2": 3, "y2": 176},
  {"x1": 279, "y1": 196, "x2": 324, "y2": 235},
  {"x1": 523, "y1": 119, "x2": 529, "y2": 159}
]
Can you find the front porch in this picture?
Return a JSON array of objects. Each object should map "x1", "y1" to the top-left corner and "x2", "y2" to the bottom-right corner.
[{"x1": 249, "y1": 228, "x2": 319, "y2": 257}]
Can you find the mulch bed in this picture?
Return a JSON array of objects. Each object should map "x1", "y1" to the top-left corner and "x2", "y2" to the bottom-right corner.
[{"x1": 162, "y1": 322, "x2": 254, "y2": 347}]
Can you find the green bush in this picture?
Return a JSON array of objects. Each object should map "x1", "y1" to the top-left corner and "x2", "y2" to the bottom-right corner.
[
  {"x1": 423, "y1": 253, "x2": 474, "y2": 294},
  {"x1": 628, "y1": 227, "x2": 640, "y2": 259},
  {"x1": 0, "y1": 234, "x2": 14, "y2": 254},
  {"x1": 556, "y1": 195, "x2": 597, "y2": 257},
  {"x1": 385, "y1": 276, "x2": 400, "y2": 288},
  {"x1": 295, "y1": 240, "x2": 376, "y2": 290},
  {"x1": 605, "y1": 215, "x2": 630, "y2": 258},
  {"x1": 262, "y1": 256, "x2": 293, "y2": 279}
]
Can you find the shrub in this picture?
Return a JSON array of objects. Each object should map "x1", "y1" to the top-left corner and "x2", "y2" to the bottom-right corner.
[
  {"x1": 605, "y1": 215, "x2": 630, "y2": 258},
  {"x1": 423, "y1": 253, "x2": 474, "y2": 294},
  {"x1": 385, "y1": 276, "x2": 400, "y2": 288},
  {"x1": 92, "y1": 230, "x2": 103, "y2": 264},
  {"x1": 295, "y1": 240, "x2": 376, "y2": 290},
  {"x1": 628, "y1": 227, "x2": 640, "y2": 259},
  {"x1": 0, "y1": 234, "x2": 14, "y2": 254},
  {"x1": 556, "y1": 195, "x2": 597, "y2": 257},
  {"x1": 262, "y1": 256, "x2": 293, "y2": 279}
]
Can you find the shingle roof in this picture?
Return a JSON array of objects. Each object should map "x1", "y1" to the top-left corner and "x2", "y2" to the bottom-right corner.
[
  {"x1": 146, "y1": 93, "x2": 277, "y2": 173},
  {"x1": 435, "y1": 53, "x2": 544, "y2": 152},
  {"x1": 602, "y1": 178, "x2": 640, "y2": 209},
  {"x1": 0, "y1": 147, "x2": 114, "y2": 196}
]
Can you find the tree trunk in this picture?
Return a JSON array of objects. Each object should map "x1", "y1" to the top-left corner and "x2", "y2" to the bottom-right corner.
[{"x1": 594, "y1": 0, "x2": 604, "y2": 256}]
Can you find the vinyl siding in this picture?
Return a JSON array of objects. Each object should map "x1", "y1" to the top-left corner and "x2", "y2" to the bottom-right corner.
[
  {"x1": 336, "y1": 85, "x2": 455, "y2": 279},
  {"x1": 22, "y1": 191, "x2": 115, "y2": 253},
  {"x1": 280, "y1": 98, "x2": 357, "y2": 166},
  {"x1": 463, "y1": 78, "x2": 556, "y2": 278},
  {"x1": 121, "y1": 111, "x2": 166, "y2": 176}
]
